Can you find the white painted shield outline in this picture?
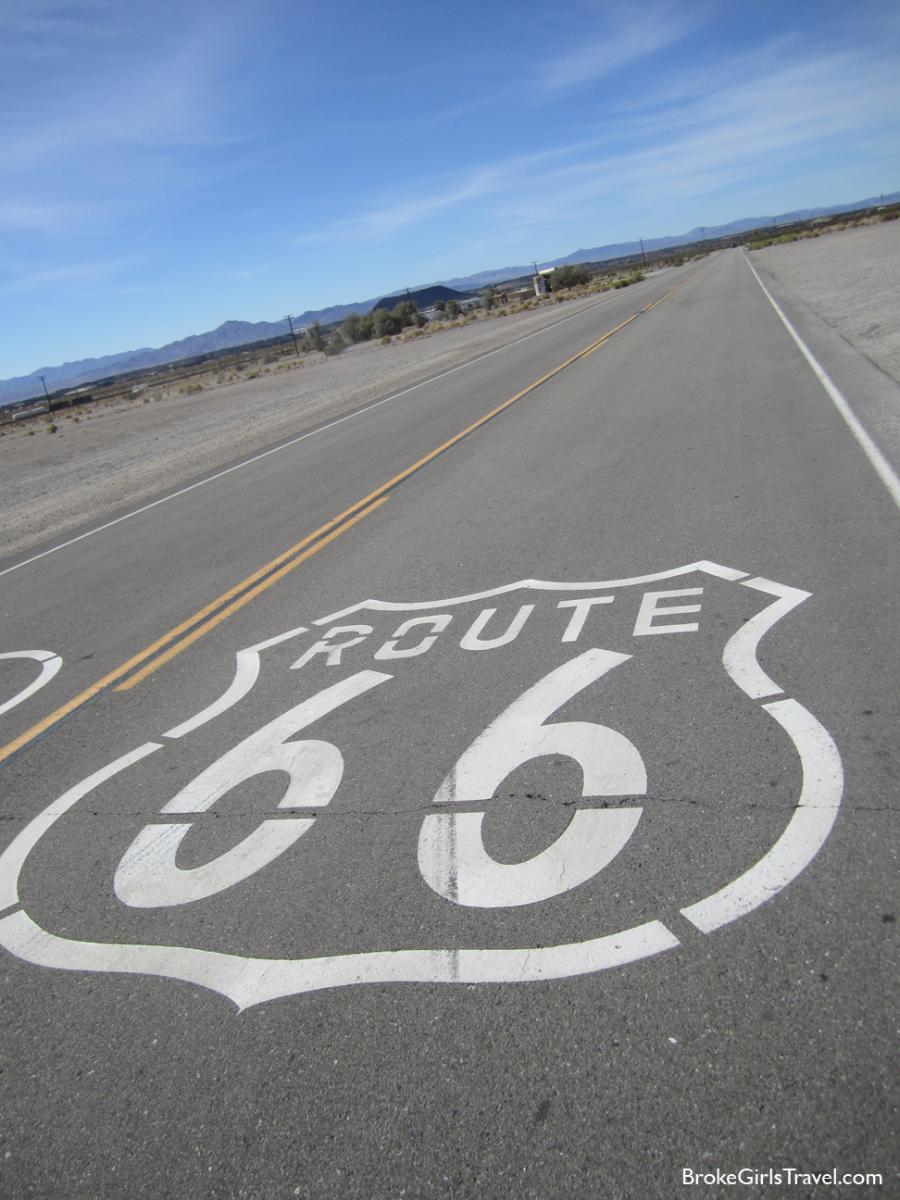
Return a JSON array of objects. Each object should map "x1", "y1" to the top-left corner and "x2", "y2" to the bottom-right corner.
[{"x1": 0, "y1": 561, "x2": 842, "y2": 1010}]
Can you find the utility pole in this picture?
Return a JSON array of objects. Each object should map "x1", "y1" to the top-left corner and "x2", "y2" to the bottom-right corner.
[
  {"x1": 639, "y1": 238, "x2": 647, "y2": 268},
  {"x1": 39, "y1": 375, "x2": 51, "y2": 413},
  {"x1": 284, "y1": 314, "x2": 301, "y2": 359}
]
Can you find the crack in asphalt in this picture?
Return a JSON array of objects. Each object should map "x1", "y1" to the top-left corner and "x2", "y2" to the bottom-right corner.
[{"x1": 0, "y1": 798, "x2": 893, "y2": 822}]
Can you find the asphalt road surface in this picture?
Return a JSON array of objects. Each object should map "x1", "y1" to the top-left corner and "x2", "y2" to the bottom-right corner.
[{"x1": 1, "y1": 251, "x2": 897, "y2": 1199}]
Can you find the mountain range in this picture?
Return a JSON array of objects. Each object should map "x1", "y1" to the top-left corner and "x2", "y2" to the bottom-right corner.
[{"x1": 2, "y1": 191, "x2": 896, "y2": 407}]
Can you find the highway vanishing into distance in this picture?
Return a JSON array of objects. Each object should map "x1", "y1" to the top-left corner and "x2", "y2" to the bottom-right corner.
[{"x1": 0, "y1": 251, "x2": 897, "y2": 1198}]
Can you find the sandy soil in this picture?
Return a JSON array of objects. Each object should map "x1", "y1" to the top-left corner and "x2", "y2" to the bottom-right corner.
[
  {"x1": 751, "y1": 220, "x2": 900, "y2": 382},
  {"x1": 0, "y1": 291, "x2": 620, "y2": 560}
]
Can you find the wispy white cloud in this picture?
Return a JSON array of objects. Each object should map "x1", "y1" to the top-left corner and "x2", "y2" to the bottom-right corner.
[
  {"x1": 0, "y1": 0, "x2": 119, "y2": 60},
  {"x1": 298, "y1": 32, "x2": 899, "y2": 257},
  {"x1": 541, "y1": 1, "x2": 702, "y2": 90},
  {"x1": 294, "y1": 169, "x2": 504, "y2": 245},
  {"x1": 0, "y1": 257, "x2": 138, "y2": 295},
  {"x1": 0, "y1": 202, "x2": 94, "y2": 235},
  {"x1": 0, "y1": 0, "x2": 252, "y2": 243},
  {"x1": 1, "y1": 28, "x2": 236, "y2": 172},
  {"x1": 293, "y1": 142, "x2": 600, "y2": 245}
]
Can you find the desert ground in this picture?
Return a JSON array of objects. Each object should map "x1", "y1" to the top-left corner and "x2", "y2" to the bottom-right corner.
[{"x1": 752, "y1": 220, "x2": 900, "y2": 383}]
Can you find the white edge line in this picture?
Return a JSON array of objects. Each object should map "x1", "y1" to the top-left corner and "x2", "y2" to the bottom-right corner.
[
  {"x1": 0, "y1": 283, "x2": 662, "y2": 582},
  {"x1": 744, "y1": 253, "x2": 900, "y2": 512}
]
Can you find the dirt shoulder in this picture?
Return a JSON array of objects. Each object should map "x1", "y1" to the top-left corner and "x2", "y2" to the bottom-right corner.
[
  {"x1": 0, "y1": 288, "x2": 647, "y2": 561},
  {"x1": 750, "y1": 220, "x2": 900, "y2": 383}
]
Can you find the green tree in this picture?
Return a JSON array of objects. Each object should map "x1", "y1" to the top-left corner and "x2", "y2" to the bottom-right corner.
[
  {"x1": 549, "y1": 265, "x2": 590, "y2": 291},
  {"x1": 482, "y1": 287, "x2": 496, "y2": 311},
  {"x1": 445, "y1": 299, "x2": 460, "y2": 319},
  {"x1": 390, "y1": 299, "x2": 418, "y2": 327}
]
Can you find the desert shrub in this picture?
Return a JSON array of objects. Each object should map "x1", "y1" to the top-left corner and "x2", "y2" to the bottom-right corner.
[
  {"x1": 180, "y1": 381, "x2": 203, "y2": 395},
  {"x1": 323, "y1": 332, "x2": 344, "y2": 355},
  {"x1": 301, "y1": 321, "x2": 325, "y2": 352},
  {"x1": 379, "y1": 334, "x2": 392, "y2": 346},
  {"x1": 46, "y1": 422, "x2": 57, "y2": 433},
  {"x1": 340, "y1": 313, "x2": 369, "y2": 344}
]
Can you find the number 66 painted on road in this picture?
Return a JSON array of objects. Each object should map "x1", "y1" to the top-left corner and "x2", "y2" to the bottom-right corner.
[{"x1": 114, "y1": 650, "x2": 644, "y2": 910}]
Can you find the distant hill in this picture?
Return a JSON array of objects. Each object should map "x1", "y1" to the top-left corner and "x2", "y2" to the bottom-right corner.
[
  {"x1": 371, "y1": 284, "x2": 471, "y2": 312},
  {"x1": 0, "y1": 305, "x2": 377, "y2": 406},
  {"x1": 3, "y1": 189, "x2": 897, "y2": 406}
]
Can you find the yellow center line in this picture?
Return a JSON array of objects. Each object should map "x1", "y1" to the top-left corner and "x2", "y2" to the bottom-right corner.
[
  {"x1": 0, "y1": 278, "x2": 685, "y2": 765},
  {"x1": 115, "y1": 497, "x2": 388, "y2": 691},
  {"x1": 0, "y1": 499, "x2": 388, "y2": 765}
]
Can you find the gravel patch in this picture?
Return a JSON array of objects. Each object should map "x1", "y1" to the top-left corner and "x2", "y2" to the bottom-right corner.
[
  {"x1": 751, "y1": 221, "x2": 900, "y2": 382},
  {"x1": 0, "y1": 291, "x2": 632, "y2": 561}
]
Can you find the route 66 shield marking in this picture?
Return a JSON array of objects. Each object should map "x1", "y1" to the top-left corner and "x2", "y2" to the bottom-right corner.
[
  {"x1": 0, "y1": 649, "x2": 62, "y2": 717},
  {"x1": 0, "y1": 561, "x2": 842, "y2": 1010}
]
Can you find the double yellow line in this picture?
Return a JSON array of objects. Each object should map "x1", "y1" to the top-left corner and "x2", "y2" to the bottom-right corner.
[{"x1": 0, "y1": 280, "x2": 684, "y2": 766}]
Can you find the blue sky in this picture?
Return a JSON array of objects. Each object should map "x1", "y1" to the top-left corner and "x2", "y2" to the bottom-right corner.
[{"x1": 1, "y1": 0, "x2": 898, "y2": 379}]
